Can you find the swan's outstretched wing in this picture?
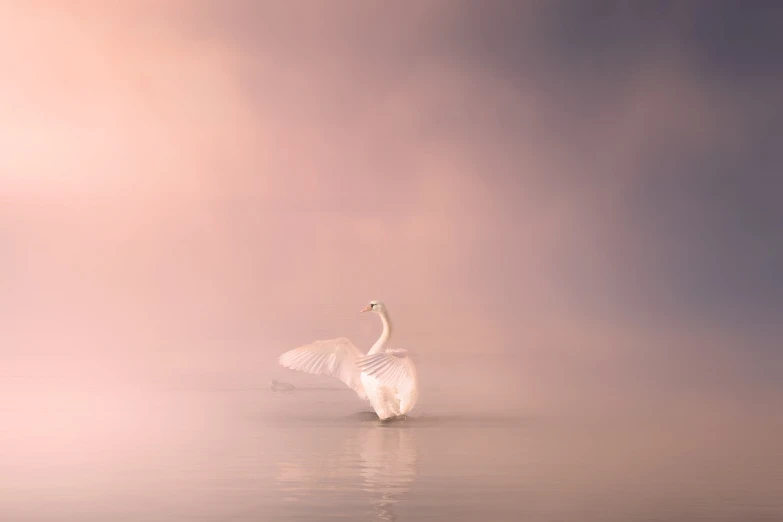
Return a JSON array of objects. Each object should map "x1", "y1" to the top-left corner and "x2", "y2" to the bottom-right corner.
[
  {"x1": 278, "y1": 337, "x2": 367, "y2": 400},
  {"x1": 356, "y1": 350, "x2": 418, "y2": 409}
]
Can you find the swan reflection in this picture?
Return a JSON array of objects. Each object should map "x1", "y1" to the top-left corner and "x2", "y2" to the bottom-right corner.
[
  {"x1": 358, "y1": 425, "x2": 418, "y2": 520},
  {"x1": 276, "y1": 423, "x2": 418, "y2": 520}
]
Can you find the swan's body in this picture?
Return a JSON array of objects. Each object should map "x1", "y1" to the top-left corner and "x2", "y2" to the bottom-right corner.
[
  {"x1": 277, "y1": 301, "x2": 418, "y2": 420},
  {"x1": 270, "y1": 379, "x2": 295, "y2": 392}
]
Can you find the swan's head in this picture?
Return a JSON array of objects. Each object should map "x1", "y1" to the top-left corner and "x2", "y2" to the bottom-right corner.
[{"x1": 361, "y1": 300, "x2": 385, "y2": 313}]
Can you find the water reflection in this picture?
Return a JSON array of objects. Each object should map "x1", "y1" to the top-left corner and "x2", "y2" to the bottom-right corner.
[
  {"x1": 359, "y1": 425, "x2": 418, "y2": 521},
  {"x1": 276, "y1": 423, "x2": 418, "y2": 521}
]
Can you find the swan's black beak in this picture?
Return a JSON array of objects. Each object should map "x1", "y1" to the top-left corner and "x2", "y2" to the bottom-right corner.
[{"x1": 361, "y1": 304, "x2": 373, "y2": 313}]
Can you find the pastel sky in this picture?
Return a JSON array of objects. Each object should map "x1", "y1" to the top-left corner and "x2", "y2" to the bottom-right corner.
[{"x1": 1, "y1": 1, "x2": 781, "y2": 399}]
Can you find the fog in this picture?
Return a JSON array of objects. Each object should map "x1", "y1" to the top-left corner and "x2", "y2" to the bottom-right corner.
[{"x1": 1, "y1": 2, "x2": 782, "y2": 520}]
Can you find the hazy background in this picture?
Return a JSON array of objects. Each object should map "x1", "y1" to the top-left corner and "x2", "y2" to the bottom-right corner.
[
  {"x1": 1, "y1": 1, "x2": 782, "y2": 520},
  {"x1": 2, "y1": 0, "x2": 781, "y2": 410}
]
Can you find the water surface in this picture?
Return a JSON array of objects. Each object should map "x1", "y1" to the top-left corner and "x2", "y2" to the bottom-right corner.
[{"x1": 1, "y1": 369, "x2": 780, "y2": 521}]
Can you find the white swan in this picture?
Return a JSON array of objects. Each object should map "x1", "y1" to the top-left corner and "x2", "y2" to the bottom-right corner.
[{"x1": 277, "y1": 300, "x2": 419, "y2": 420}]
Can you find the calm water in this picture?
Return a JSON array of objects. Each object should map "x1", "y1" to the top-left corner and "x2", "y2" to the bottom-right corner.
[{"x1": 1, "y1": 369, "x2": 781, "y2": 522}]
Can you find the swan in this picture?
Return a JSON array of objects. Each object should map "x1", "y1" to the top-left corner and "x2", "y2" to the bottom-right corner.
[
  {"x1": 270, "y1": 379, "x2": 295, "y2": 392},
  {"x1": 277, "y1": 300, "x2": 419, "y2": 420}
]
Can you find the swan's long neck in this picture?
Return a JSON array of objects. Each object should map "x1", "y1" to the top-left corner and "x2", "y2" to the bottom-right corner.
[{"x1": 368, "y1": 310, "x2": 392, "y2": 355}]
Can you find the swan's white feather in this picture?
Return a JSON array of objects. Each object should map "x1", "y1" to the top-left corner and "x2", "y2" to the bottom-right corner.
[
  {"x1": 356, "y1": 350, "x2": 418, "y2": 416},
  {"x1": 277, "y1": 337, "x2": 367, "y2": 400}
]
